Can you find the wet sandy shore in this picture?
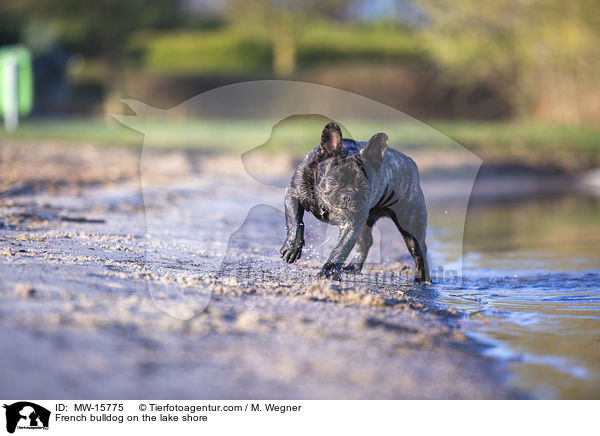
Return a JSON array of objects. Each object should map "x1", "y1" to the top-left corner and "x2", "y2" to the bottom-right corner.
[{"x1": 0, "y1": 142, "x2": 519, "y2": 399}]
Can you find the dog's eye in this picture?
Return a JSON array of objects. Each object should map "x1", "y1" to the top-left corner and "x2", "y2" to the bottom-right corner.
[
  {"x1": 327, "y1": 177, "x2": 336, "y2": 185},
  {"x1": 361, "y1": 183, "x2": 368, "y2": 190}
]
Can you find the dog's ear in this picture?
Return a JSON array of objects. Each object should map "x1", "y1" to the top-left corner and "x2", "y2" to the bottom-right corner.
[
  {"x1": 360, "y1": 132, "x2": 388, "y2": 170},
  {"x1": 319, "y1": 122, "x2": 343, "y2": 156}
]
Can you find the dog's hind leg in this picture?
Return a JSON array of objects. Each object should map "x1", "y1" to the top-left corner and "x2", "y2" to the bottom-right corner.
[
  {"x1": 343, "y1": 223, "x2": 374, "y2": 274},
  {"x1": 398, "y1": 228, "x2": 428, "y2": 283},
  {"x1": 385, "y1": 206, "x2": 430, "y2": 283}
]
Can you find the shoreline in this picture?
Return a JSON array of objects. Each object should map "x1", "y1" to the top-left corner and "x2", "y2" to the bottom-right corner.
[
  {"x1": 0, "y1": 141, "x2": 523, "y2": 398},
  {"x1": 2, "y1": 141, "x2": 598, "y2": 201}
]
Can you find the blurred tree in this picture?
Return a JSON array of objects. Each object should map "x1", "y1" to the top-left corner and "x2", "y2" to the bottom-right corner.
[
  {"x1": 226, "y1": 0, "x2": 354, "y2": 76},
  {"x1": 416, "y1": 0, "x2": 600, "y2": 124},
  {"x1": 0, "y1": 7, "x2": 22, "y2": 46},
  {"x1": 3, "y1": 0, "x2": 185, "y2": 116}
]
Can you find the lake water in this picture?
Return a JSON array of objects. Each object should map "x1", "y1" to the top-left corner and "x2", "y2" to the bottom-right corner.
[
  {"x1": 138, "y1": 166, "x2": 600, "y2": 399},
  {"x1": 437, "y1": 194, "x2": 600, "y2": 399}
]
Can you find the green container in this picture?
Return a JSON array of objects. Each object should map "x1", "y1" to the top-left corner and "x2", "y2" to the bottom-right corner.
[{"x1": 0, "y1": 46, "x2": 34, "y2": 117}]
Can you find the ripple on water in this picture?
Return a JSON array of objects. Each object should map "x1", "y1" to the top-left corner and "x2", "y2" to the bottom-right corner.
[{"x1": 438, "y1": 271, "x2": 600, "y2": 399}]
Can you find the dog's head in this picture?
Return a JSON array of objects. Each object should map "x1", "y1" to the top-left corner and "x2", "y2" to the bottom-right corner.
[{"x1": 316, "y1": 132, "x2": 389, "y2": 218}]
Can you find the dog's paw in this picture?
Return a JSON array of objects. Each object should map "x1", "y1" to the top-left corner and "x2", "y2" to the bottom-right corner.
[
  {"x1": 343, "y1": 262, "x2": 363, "y2": 275},
  {"x1": 317, "y1": 262, "x2": 342, "y2": 281},
  {"x1": 280, "y1": 240, "x2": 303, "y2": 263},
  {"x1": 413, "y1": 270, "x2": 431, "y2": 285},
  {"x1": 414, "y1": 276, "x2": 433, "y2": 285}
]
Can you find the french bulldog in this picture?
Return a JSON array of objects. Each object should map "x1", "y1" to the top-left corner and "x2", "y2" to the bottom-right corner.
[{"x1": 280, "y1": 123, "x2": 430, "y2": 283}]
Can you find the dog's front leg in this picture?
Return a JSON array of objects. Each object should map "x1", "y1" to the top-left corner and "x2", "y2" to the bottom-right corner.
[
  {"x1": 343, "y1": 223, "x2": 374, "y2": 274},
  {"x1": 318, "y1": 221, "x2": 364, "y2": 281},
  {"x1": 280, "y1": 188, "x2": 305, "y2": 263}
]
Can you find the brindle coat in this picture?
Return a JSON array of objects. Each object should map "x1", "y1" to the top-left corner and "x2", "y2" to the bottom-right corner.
[{"x1": 281, "y1": 124, "x2": 430, "y2": 283}]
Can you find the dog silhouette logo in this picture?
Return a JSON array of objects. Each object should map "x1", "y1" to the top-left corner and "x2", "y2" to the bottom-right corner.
[
  {"x1": 3, "y1": 402, "x2": 50, "y2": 433},
  {"x1": 115, "y1": 81, "x2": 480, "y2": 319}
]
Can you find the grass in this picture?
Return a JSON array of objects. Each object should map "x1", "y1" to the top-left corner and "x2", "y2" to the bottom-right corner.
[
  {"x1": 1, "y1": 117, "x2": 599, "y2": 170},
  {"x1": 432, "y1": 121, "x2": 600, "y2": 170},
  {"x1": 133, "y1": 22, "x2": 423, "y2": 74}
]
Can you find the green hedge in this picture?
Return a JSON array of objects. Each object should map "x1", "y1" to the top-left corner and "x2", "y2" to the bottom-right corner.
[{"x1": 134, "y1": 22, "x2": 423, "y2": 74}]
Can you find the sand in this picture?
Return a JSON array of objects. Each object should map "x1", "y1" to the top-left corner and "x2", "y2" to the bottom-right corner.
[{"x1": 0, "y1": 142, "x2": 518, "y2": 399}]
